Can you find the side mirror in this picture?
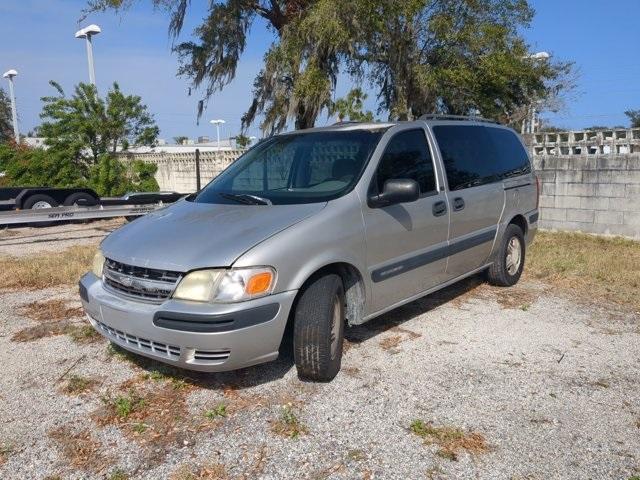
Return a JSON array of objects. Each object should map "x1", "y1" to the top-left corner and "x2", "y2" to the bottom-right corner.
[{"x1": 368, "y1": 178, "x2": 420, "y2": 208}]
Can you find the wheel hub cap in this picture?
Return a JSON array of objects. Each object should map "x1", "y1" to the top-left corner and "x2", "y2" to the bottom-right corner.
[
  {"x1": 32, "y1": 201, "x2": 52, "y2": 209},
  {"x1": 505, "y1": 236, "x2": 522, "y2": 275}
]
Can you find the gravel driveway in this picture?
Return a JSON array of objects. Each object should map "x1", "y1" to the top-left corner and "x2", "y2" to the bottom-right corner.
[{"x1": 0, "y1": 229, "x2": 638, "y2": 479}]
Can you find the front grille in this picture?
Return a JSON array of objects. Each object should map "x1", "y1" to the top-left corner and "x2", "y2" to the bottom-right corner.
[
  {"x1": 103, "y1": 258, "x2": 181, "y2": 302},
  {"x1": 96, "y1": 320, "x2": 181, "y2": 359}
]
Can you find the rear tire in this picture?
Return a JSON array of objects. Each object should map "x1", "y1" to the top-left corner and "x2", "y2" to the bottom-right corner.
[
  {"x1": 63, "y1": 192, "x2": 97, "y2": 207},
  {"x1": 23, "y1": 194, "x2": 58, "y2": 227},
  {"x1": 486, "y1": 223, "x2": 525, "y2": 287},
  {"x1": 293, "y1": 273, "x2": 345, "y2": 382}
]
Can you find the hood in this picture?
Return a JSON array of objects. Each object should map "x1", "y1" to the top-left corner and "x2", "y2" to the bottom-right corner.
[{"x1": 101, "y1": 199, "x2": 326, "y2": 272}]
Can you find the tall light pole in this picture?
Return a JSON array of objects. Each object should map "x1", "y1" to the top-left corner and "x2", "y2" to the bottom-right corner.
[
  {"x1": 2, "y1": 69, "x2": 19, "y2": 142},
  {"x1": 209, "y1": 119, "x2": 226, "y2": 149},
  {"x1": 75, "y1": 24, "x2": 101, "y2": 86}
]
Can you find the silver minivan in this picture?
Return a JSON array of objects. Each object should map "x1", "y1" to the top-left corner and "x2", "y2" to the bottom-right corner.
[{"x1": 80, "y1": 115, "x2": 539, "y2": 381}]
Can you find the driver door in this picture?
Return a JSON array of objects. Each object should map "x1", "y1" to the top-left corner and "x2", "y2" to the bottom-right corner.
[{"x1": 363, "y1": 126, "x2": 450, "y2": 314}]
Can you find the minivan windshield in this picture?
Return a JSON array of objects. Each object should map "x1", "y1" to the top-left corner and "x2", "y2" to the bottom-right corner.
[{"x1": 192, "y1": 129, "x2": 384, "y2": 205}]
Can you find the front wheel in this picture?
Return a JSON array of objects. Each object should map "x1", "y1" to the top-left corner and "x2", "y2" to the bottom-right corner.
[
  {"x1": 486, "y1": 224, "x2": 525, "y2": 287},
  {"x1": 293, "y1": 273, "x2": 345, "y2": 382}
]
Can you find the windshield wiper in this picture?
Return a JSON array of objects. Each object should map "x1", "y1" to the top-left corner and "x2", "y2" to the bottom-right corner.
[{"x1": 218, "y1": 192, "x2": 272, "y2": 205}]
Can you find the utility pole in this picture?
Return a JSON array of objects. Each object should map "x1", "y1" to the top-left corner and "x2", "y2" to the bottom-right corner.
[
  {"x1": 75, "y1": 24, "x2": 101, "y2": 86},
  {"x1": 209, "y1": 119, "x2": 226, "y2": 149},
  {"x1": 2, "y1": 69, "x2": 19, "y2": 142}
]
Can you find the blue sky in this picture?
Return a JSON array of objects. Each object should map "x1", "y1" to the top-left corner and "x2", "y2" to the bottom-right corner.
[{"x1": 1, "y1": 0, "x2": 639, "y2": 141}]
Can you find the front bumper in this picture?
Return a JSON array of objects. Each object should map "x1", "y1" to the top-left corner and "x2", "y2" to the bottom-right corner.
[{"x1": 79, "y1": 272, "x2": 296, "y2": 372}]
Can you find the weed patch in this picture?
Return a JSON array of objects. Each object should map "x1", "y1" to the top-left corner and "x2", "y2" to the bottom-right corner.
[
  {"x1": 410, "y1": 419, "x2": 488, "y2": 461},
  {"x1": 204, "y1": 403, "x2": 227, "y2": 420},
  {"x1": 0, "y1": 442, "x2": 15, "y2": 466},
  {"x1": 62, "y1": 375, "x2": 98, "y2": 395},
  {"x1": 271, "y1": 404, "x2": 307, "y2": 439}
]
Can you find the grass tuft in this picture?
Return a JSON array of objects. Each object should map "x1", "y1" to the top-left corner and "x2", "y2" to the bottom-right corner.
[
  {"x1": 410, "y1": 419, "x2": 488, "y2": 461},
  {"x1": 63, "y1": 375, "x2": 98, "y2": 395}
]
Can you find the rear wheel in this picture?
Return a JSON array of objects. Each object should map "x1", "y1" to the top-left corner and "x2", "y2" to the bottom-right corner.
[
  {"x1": 293, "y1": 273, "x2": 345, "y2": 382},
  {"x1": 486, "y1": 223, "x2": 525, "y2": 287},
  {"x1": 23, "y1": 194, "x2": 58, "y2": 227}
]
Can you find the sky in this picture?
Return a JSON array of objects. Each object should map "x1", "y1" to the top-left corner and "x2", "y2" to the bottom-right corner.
[{"x1": 0, "y1": 0, "x2": 639, "y2": 141}]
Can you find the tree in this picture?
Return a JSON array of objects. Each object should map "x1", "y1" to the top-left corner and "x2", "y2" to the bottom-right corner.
[
  {"x1": 233, "y1": 133, "x2": 252, "y2": 149},
  {"x1": 330, "y1": 88, "x2": 374, "y2": 122},
  {"x1": 625, "y1": 109, "x2": 640, "y2": 128},
  {"x1": 173, "y1": 135, "x2": 188, "y2": 145},
  {"x1": 89, "y1": 0, "x2": 572, "y2": 133},
  {"x1": 39, "y1": 81, "x2": 159, "y2": 163},
  {"x1": 0, "y1": 88, "x2": 13, "y2": 143}
]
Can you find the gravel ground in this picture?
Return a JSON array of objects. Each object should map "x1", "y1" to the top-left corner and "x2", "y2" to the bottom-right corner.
[
  {"x1": 0, "y1": 233, "x2": 639, "y2": 479},
  {"x1": 0, "y1": 219, "x2": 124, "y2": 257}
]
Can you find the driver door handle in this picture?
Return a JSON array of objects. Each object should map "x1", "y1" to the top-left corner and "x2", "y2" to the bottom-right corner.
[
  {"x1": 432, "y1": 200, "x2": 447, "y2": 217},
  {"x1": 453, "y1": 197, "x2": 465, "y2": 211}
]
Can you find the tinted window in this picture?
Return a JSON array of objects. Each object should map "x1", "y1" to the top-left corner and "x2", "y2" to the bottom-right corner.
[
  {"x1": 484, "y1": 127, "x2": 531, "y2": 179},
  {"x1": 375, "y1": 129, "x2": 436, "y2": 195},
  {"x1": 193, "y1": 130, "x2": 384, "y2": 205},
  {"x1": 433, "y1": 125, "x2": 530, "y2": 191}
]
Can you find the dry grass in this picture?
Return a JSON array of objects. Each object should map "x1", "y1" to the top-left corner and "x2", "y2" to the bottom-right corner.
[
  {"x1": 0, "y1": 245, "x2": 95, "y2": 290},
  {"x1": 19, "y1": 299, "x2": 83, "y2": 322},
  {"x1": 170, "y1": 462, "x2": 229, "y2": 480},
  {"x1": 48, "y1": 426, "x2": 112, "y2": 473},
  {"x1": 410, "y1": 420, "x2": 488, "y2": 461},
  {"x1": 527, "y1": 231, "x2": 640, "y2": 311}
]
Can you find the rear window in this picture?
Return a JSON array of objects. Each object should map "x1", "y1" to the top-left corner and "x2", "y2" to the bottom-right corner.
[{"x1": 433, "y1": 125, "x2": 531, "y2": 191}]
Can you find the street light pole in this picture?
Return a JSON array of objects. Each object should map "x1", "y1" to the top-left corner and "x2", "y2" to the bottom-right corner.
[
  {"x1": 75, "y1": 24, "x2": 101, "y2": 86},
  {"x1": 2, "y1": 69, "x2": 19, "y2": 142},
  {"x1": 209, "y1": 119, "x2": 226, "y2": 149}
]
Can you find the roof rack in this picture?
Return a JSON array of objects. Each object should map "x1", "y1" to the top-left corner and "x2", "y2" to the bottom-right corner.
[{"x1": 419, "y1": 114, "x2": 500, "y2": 124}]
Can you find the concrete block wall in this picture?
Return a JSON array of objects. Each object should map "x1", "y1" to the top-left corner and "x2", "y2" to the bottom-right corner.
[
  {"x1": 123, "y1": 147, "x2": 640, "y2": 240},
  {"x1": 533, "y1": 154, "x2": 640, "y2": 239}
]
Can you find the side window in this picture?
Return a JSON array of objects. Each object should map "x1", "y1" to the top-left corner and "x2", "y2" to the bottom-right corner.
[
  {"x1": 484, "y1": 127, "x2": 531, "y2": 178},
  {"x1": 432, "y1": 125, "x2": 496, "y2": 191},
  {"x1": 375, "y1": 129, "x2": 436, "y2": 195}
]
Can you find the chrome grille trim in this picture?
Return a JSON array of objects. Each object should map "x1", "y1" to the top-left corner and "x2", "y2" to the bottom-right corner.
[
  {"x1": 103, "y1": 258, "x2": 181, "y2": 303},
  {"x1": 96, "y1": 320, "x2": 181, "y2": 359}
]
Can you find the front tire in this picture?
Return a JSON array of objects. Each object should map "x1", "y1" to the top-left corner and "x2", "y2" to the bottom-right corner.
[
  {"x1": 293, "y1": 273, "x2": 345, "y2": 382},
  {"x1": 487, "y1": 223, "x2": 525, "y2": 287}
]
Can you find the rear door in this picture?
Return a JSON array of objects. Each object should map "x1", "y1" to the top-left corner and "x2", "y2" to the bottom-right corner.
[
  {"x1": 431, "y1": 124, "x2": 505, "y2": 278},
  {"x1": 362, "y1": 126, "x2": 450, "y2": 314}
]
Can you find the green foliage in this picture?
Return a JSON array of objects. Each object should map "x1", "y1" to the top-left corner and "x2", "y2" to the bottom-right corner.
[
  {"x1": 0, "y1": 88, "x2": 13, "y2": 143},
  {"x1": 90, "y1": 0, "x2": 573, "y2": 133},
  {"x1": 88, "y1": 155, "x2": 159, "y2": 197},
  {"x1": 39, "y1": 81, "x2": 158, "y2": 163},
  {"x1": 331, "y1": 88, "x2": 374, "y2": 122},
  {"x1": 625, "y1": 109, "x2": 640, "y2": 128},
  {"x1": 0, "y1": 143, "x2": 87, "y2": 188},
  {"x1": 173, "y1": 136, "x2": 188, "y2": 145},
  {"x1": 234, "y1": 134, "x2": 251, "y2": 149}
]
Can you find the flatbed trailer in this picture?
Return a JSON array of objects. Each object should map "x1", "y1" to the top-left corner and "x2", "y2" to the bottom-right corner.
[{"x1": 0, "y1": 187, "x2": 185, "y2": 226}]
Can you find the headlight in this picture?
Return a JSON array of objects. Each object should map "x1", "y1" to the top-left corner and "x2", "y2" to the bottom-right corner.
[
  {"x1": 92, "y1": 251, "x2": 105, "y2": 277},
  {"x1": 172, "y1": 267, "x2": 275, "y2": 303}
]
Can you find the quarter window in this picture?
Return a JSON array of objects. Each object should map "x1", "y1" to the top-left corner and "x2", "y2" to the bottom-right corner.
[
  {"x1": 375, "y1": 129, "x2": 436, "y2": 195},
  {"x1": 433, "y1": 125, "x2": 531, "y2": 191}
]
